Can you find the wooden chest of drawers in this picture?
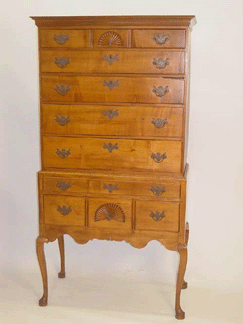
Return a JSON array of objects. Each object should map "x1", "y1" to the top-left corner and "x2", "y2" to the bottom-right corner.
[{"x1": 31, "y1": 15, "x2": 196, "y2": 320}]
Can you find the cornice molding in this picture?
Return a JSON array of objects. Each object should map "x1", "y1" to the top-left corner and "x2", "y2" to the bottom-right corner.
[{"x1": 30, "y1": 15, "x2": 196, "y2": 29}]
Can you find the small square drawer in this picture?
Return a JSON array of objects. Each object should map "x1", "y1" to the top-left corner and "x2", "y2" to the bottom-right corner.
[
  {"x1": 43, "y1": 177, "x2": 88, "y2": 194},
  {"x1": 88, "y1": 198, "x2": 132, "y2": 230},
  {"x1": 93, "y1": 30, "x2": 128, "y2": 47},
  {"x1": 135, "y1": 200, "x2": 179, "y2": 232},
  {"x1": 132, "y1": 29, "x2": 186, "y2": 48},
  {"x1": 39, "y1": 29, "x2": 90, "y2": 47},
  {"x1": 44, "y1": 195, "x2": 85, "y2": 226}
]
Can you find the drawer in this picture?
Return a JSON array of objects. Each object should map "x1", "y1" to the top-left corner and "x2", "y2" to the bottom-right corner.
[
  {"x1": 135, "y1": 200, "x2": 179, "y2": 232},
  {"x1": 43, "y1": 177, "x2": 88, "y2": 193},
  {"x1": 132, "y1": 29, "x2": 186, "y2": 48},
  {"x1": 42, "y1": 104, "x2": 183, "y2": 138},
  {"x1": 93, "y1": 30, "x2": 128, "y2": 47},
  {"x1": 88, "y1": 197, "x2": 132, "y2": 230},
  {"x1": 39, "y1": 29, "x2": 90, "y2": 48},
  {"x1": 40, "y1": 50, "x2": 185, "y2": 74},
  {"x1": 44, "y1": 195, "x2": 85, "y2": 226},
  {"x1": 42, "y1": 136, "x2": 182, "y2": 173},
  {"x1": 89, "y1": 179, "x2": 181, "y2": 198},
  {"x1": 41, "y1": 76, "x2": 184, "y2": 104}
]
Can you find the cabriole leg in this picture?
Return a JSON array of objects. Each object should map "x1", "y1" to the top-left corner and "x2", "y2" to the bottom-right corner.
[
  {"x1": 58, "y1": 235, "x2": 66, "y2": 278},
  {"x1": 175, "y1": 244, "x2": 188, "y2": 320},
  {"x1": 36, "y1": 235, "x2": 49, "y2": 306},
  {"x1": 182, "y1": 222, "x2": 189, "y2": 289}
]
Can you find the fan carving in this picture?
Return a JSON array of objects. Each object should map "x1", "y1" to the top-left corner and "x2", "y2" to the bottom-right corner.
[
  {"x1": 98, "y1": 31, "x2": 124, "y2": 47},
  {"x1": 94, "y1": 203, "x2": 126, "y2": 222}
]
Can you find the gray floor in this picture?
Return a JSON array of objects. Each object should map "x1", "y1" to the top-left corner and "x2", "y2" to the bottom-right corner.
[{"x1": 0, "y1": 270, "x2": 242, "y2": 324}]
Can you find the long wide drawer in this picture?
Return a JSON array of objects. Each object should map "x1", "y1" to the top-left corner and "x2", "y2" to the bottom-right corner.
[
  {"x1": 40, "y1": 50, "x2": 185, "y2": 74},
  {"x1": 41, "y1": 76, "x2": 184, "y2": 104},
  {"x1": 42, "y1": 136, "x2": 182, "y2": 173},
  {"x1": 42, "y1": 104, "x2": 183, "y2": 138},
  {"x1": 43, "y1": 176, "x2": 181, "y2": 198}
]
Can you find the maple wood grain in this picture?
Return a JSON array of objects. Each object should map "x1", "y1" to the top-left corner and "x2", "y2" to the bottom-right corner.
[
  {"x1": 42, "y1": 104, "x2": 184, "y2": 138},
  {"x1": 135, "y1": 200, "x2": 180, "y2": 232},
  {"x1": 40, "y1": 49, "x2": 185, "y2": 74},
  {"x1": 41, "y1": 75, "x2": 185, "y2": 104},
  {"x1": 132, "y1": 29, "x2": 186, "y2": 48},
  {"x1": 42, "y1": 136, "x2": 182, "y2": 173},
  {"x1": 44, "y1": 195, "x2": 85, "y2": 226},
  {"x1": 39, "y1": 29, "x2": 90, "y2": 48},
  {"x1": 32, "y1": 15, "x2": 196, "y2": 319}
]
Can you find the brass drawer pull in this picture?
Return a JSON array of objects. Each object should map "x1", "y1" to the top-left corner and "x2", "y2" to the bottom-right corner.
[
  {"x1": 151, "y1": 152, "x2": 167, "y2": 163},
  {"x1": 56, "y1": 149, "x2": 71, "y2": 159},
  {"x1": 103, "y1": 54, "x2": 119, "y2": 65},
  {"x1": 103, "y1": 80, "x2": 119, "y2": 91},
  {"x1": 57, "y1": 205, "x2": 72, "y2": 216},
  {"x1": 152, "y1": 85, "x2": 169, "y2": 98},
  {"x1": 103, "y1": 142, "x2": 118, "y2": 153},
  {"x1": 153, "y1": 33, "x2": 169, "y2": 45},
  {"x1": 103, "y1": 109, "x2": 119, "y2": 120},
  {"x1": 55, "y1": 115, "x2": 70, "y2": 126},
  {"x1": 53, "y1": 33, "x2": 69, "y2": 45},
  {"x1": 103, "y1": 183, "x2": 119, "y2": 193},
  {"x1": 150, "y1": 186, "x2": 166, "y2": 196},
  {"x1": 153, "y1": 58, "x2": 169, "y2": 69},
  {"x1": 54, "y1": 57, "x2": 70, "y2": 68},
  {"x1": 56, "y1": 181, "x2": 71, "y2": 191},
  {"x1": 150, "y1": 211, "x2": 166, "y2": 222},
  {"x1": 55, "y1": 84, "x2": 70, "y2": 96},
  {"x1": 151, "y1": 118, "x2": 168, "y2": 129}
]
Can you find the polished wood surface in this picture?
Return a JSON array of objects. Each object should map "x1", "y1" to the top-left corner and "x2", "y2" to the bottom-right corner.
[
  {"x1": 32, "y1": 15, "x2": 196, "y2": 319},
  {"x1": 43, "y1": 176, "x2": 181, "y2": 198},
  {"x1": 88, "y1": 197, "x2": 132, "y2": 230},
  {"x1": 93, "y1": 29, "x2": 128, "y2": 47},
  {"x1": 39, "y1": 29, "x2": 90, "y2": 48},
  {"x1": 44, "y1": 195, "x2": 85, "y2": 226},
  {"x1": 41, "y1": 75, "x2": 185, "y2": 104},
  {"x1": 31, "y1": 15, "x2": 196, "y2": 28},
  {"x1": 58, "y1": 235, "x2": 66, "y2": 278},
  {"x1": 132, "y1": 29, "x2": 186, "y2": 48},
  {"x1": 40, "y1": 50, "x2": 185, "y2": 74},
  {"x1": 135, "y1": 200, "x2": 180, "y2": 232},
  {"x1": 42, "y1": 104, "x2": 184, "y2": 138},
  {"x1": 89, "y1": 179, "x2": 181, "y2": 199},
  {"x1": 42, "y1": 136, "x2": 182, "y2": 172}
]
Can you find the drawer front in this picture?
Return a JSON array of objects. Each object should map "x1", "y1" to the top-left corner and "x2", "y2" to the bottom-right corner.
[
  {"x1": 43, "y1": 136, "x2": 182, "y2": 173},
  {"x1": 44, "y1": 195, "x2": 85, "y2": 226},
  {"x1": 135, "y1": 200, "x2": 179, "y2": 232},
  {"x1": 93, "y1": 30, "x2": 128, "y2": 48},
  {"x1": 132, "y1": 29, "x2": 186, "y2": 48},
  {"x1": 41, "y1": 76, "x2": 184, "y2": 104},
  {"x1": 43, "y1": 177, "x2": 88, "y2": 193},
  {"x1": 39, "y1": 29, "x2": 90, "y2": 48},
  {"x1": 88, "y1": 198, "x2": 132, "y2": 230},
  {"x1": 42, "y1": 104, "x2": 183, "y2": 138},
  {"x1": 90, "y1": 180, "x2": 181, "y2": 198},
  {"x1": 40, "y1": 50, "x2": 185, "y2": 74}
]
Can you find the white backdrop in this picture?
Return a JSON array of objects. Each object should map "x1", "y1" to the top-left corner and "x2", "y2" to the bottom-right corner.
[{"x1": 1, "y1": 0, "x2": 243, "y2": 292}]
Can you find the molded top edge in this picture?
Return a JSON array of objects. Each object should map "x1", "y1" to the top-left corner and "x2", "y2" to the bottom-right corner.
[{"x1": 30, "y1": 15, "x2": 196, "y2": 29}]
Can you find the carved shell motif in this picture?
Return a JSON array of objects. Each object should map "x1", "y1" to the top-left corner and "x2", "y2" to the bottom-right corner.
[
  {"x1": 98, "y1": 31, "x2": 124, "y2": 47},
  {"x1": 94, "y1": 203, "x2": 126, "y2": 222}
]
